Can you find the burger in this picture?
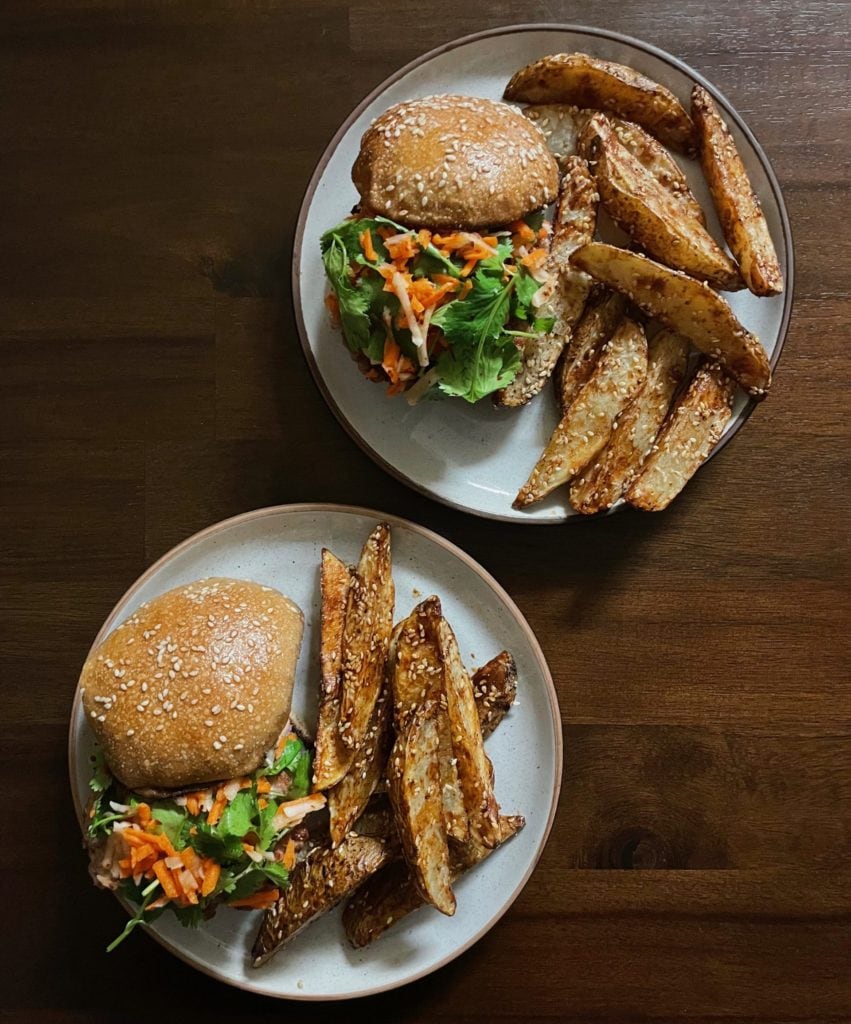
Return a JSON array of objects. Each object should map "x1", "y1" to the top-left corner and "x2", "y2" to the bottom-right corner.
[
  {"x1": 79, "y1": 577, "x2": 325, "y2": 950},
  {"x1": 321, "y1": 94, "x2": 560, "y2": 404}
]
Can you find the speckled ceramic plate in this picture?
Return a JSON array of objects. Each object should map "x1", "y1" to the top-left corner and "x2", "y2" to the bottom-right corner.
[
  {"x1": 69, "y1": 504, "x2": 561, "y2": 999},
  {"x1": 294, "y1": 24, "x2": 793, "y2": 523}
]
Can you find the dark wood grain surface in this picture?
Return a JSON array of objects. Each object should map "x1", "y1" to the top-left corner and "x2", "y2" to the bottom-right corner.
[{"x1": 1, "y1": 1, "x2": 849, "y2": 1020}]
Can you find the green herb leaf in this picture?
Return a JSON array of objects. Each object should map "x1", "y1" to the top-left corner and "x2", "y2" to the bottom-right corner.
[
  {"x1": 512, "y1": 266, "x2": 542, "y2": 321},
  {"x1": 191, "y1": 822, "x2": 245, "y2": 862},
  {"x1": 259, "y1": 861, "x2": 290, "y2": 887},
  {"x1": 218, "y1": 790, "x2": 255, "y2": 840},
  {"x1": 431, "y1": 268, "x2": 521, "y2": 403},
  {"x1": 436, "y1": 334, "x2": 521, "y2": 404},
  {"x1": 89, "y1": 752, "x2": 111, "y2": 794},
  {"x1": 322, "y1": 236, "x2": 372, "y2": 353},
  {"x1": 149, "y1": 804, "x2": 188, "y2": 850},
  {"x1": 261, "y1": 735, "x2": 309, "y2": 779},
  {"x1": 532, "y1": 315, "x2": 556, "y2": 334}
]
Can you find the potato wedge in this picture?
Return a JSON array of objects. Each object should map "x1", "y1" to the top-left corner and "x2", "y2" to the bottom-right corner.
[
  {"x1": 342, "y1": 814, "x2": 526, "y2": 948},
  {"x1": 582, "y1": 114, "x2": 741, "y2": 290},
  {"x1": 527, "y1": 104, "x2": 705, "y2": 225},
  {"x1": 391, "y1": 597, "x2": 468, "y2": 842},
  {"x1": 570, "y1": 243, "x2": 771, "y2": 395},
  {"x1": 505, "y1": 52, "x2": 696, "y2": 154},
  {"x1": 514, "y1": 317, "x2": 648, "y2": 509},
  {"x1": 495, "y1": 156, "x2": 598, "y2": 407},
  {"x1": 339, "y1": 523, "x2": 394, "y2": 751},
  {"x1": 522, "y1": 103, "x2": 590, "y2": 168},
  {"x1": 387, "y1": 700, "x2": 455, "y2": 915},
  {"x1": 472, "y1": 651, "x2": 518, "y2": 740},
  {"x1": 692, "y1": 85, "x2": 783, "y2": 296},
  {"x1": 570, "y1": 328, "x2": 690, "y2": 514},
  {"x1": 251, "y1": 833, "x2": 393, "y2": 967},
  {"x1": 328, "y1": 683, "x2": 393, "y2": 846},
  {"x1": 607, "y1": 117, "x2": 706, "y2": 226},
  {"x1": 435, "y1": 616, "x2": 501, "y2": 848},
  {"x1": 312, "y1": 549, "x2": 354, "y2": 791},
  {"x1": 626, "y1": 360, "x2": 735, "y2": 510},
  {"x1": 555, "y1": 287, "x2": 626, "y2": 412}
]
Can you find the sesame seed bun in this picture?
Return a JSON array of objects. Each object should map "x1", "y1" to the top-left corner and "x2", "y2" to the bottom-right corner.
[
  {"x1": 80, "y1": 578, "x2": 304, "y2": 790},
  {"x1": 352, "y1": 94, "x2": 560, "y2": 229}
]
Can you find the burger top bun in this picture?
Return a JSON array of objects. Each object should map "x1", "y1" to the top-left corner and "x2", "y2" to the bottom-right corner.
[
  {"x1": 352, "y1": 94, "x2": 560, "y2": 229},
  {"x1": 80, "y1": 578, "x2": 304, "y2": 790}
]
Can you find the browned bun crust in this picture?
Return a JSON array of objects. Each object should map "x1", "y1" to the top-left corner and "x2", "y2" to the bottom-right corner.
[
  {"x1": 352, "y1": 94, "x2": 559, "y2": 229},
  {"x1": 80, "y1": 578, "x2": 304, "y2": 789}
]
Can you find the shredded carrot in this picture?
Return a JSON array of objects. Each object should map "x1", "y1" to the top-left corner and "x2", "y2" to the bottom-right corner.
[
  {"x1": 229, "y1": 888, "x2": 280, "y2": 910},
  {"x1": 256, "y1": 777, "x2": 271, "y2": 795},
  {"x1": 130, "y1": 843, "x2": 156, "y2": 869},
  {"x1": 376, "y1": 226, "x2": 395, "y2": 241},
  {"x1": 207, "y1": 788, "x2": 227, "y2": 827},
  {"x1": 460, "y1": 257, "x2": 479, "y2": 278},
  {"x1": 417, "y1": 228, "x2": 432, "y2": 248},
  {"x1": 200, "y1": 860, "x2": 220, "y2": 897},
  {"x1": 386, "y1": 380, "x2": 408, "y2": 396},
  {"x1": 153, "y1": 860, "x2": 180, "y2": 900},
  {"x1": 386, "y1": 235, "x2": 418, "y2": 262},
  {"x1": 134, "y1": 803, "x2": 152, "y2": 827},
  {"x1": 324, "y1": 292, "x2": 340, "y2": 327},
  {"x1": 359, "y1": 228, "x2": 378, "y2": 263},
  {"x1": 180, "y1": 847, "x2": 201, "y2": 875},
  {"x1": 148, "y1": 893, "x2": 171, "y2": 911},
  {"x1": 459, "y1": 280, "x2": 473, "y2": 299},
  {"x1": 258, "y1": 797, "x2": 268, "y2": 810},
  {"x1": 382, "y1": 335, "x2": 402, "y2": 384},
  {"x1": 282, "y1": 838, "x2": 296, "y2": 871},
  {"x1": 510, "y1": 220, "x2": 536, "y2": 246},
  {"x1": 521, "y1": 247, "x2": 548, "y2": 270},
  {"x1": 274, "y1": 732, "x2": 289, "y2": 758},
  {"x1": 123, "y1": 828, "x2": 176, "y2": 857}
]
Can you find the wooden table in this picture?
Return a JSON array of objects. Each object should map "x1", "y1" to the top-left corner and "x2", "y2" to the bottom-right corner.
[{"x1": 2, "y1": 1, "x2": 849, "y2": 1019}]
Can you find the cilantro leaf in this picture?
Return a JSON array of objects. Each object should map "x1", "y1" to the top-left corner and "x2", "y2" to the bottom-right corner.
[
  {"x1": 191, "y1": 822, "x2": 245, "y2": 862},
  {"x1": 322, "y1": 236, "x2": 372, "y2": 353},
  {"x1": 218, "y1": 790, "x2": 255, "y2": 840},
  {"x1": 89, "y1": 752, "x2": 111, "y2": 793},
  {"x1": 261, "y1": 735, "x2": 308, "y2": 778},
  {"x1": 259, "y1": 861, "x2": 290, "y2": 887},
  {"x1": 228, "y1": 868, "x2": 268, "y2": 902},
  {"x1": 436, "y1": 334, "x2": 522, "y2": 403},
  {"x1": 431, "y1": 268, "x2": 521, "y2": 402},
  {"x1": 149, "y1": 804, "x2": 188, "y2": 850},
  {"x1": 512, "y1": 266, "x2": 542, "y2": 321}
]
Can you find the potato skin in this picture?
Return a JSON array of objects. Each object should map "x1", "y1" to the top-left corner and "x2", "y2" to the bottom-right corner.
[
  {"x1": 570, "y1": 243, "x2": 771, "y2": 396},
  {"x1": 506, "y1": 52, "x2": 697, "y2": 154},
  {"x1": 692, "y1": 85, "x2": 783, "y2": 297}
]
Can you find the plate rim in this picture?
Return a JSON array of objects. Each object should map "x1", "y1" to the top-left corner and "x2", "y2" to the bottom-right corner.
[
  {"x1": 292, "y1": 22, "x2": 795, "y2": 525},
  {"x1": 67, "y1": 501, "x2": 563, "y2": 1000}
]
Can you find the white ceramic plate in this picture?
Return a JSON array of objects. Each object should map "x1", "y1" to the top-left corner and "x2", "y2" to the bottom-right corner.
[
  {"x1": 294, "y1": 24, "x2": 793, "y2": 523},
  {"x1": 69, "y1": 504, "x2": 561, "y2": 999}
]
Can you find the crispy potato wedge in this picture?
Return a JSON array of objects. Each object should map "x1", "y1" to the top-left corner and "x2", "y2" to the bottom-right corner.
[
  {"x1": 527, "y1": 104, "x2": 705, "y2": 225},
  {"x1": 387, "y1": 700, "x2": 456, "y2": 915},
  {"x1": 514, "y1": 317, "x2": 648, "y2": 508},
  {"x1": 607, "y1": 117, "x2": 706, "y2": 226},
  {"x1": 506, "y1": 52, "x2": 696, "y2": 154},
  {"x1": 582, "y1": 114, "x2": 741, "y2": 290},
  {"x1": 328, "y1": 683, "x2": 393, "y2": 846},
  {"x1": 570, "y1": 328, "x2": 690, "y2": 514},
  {"x1": 252, "y1": 833, "x2": 393, "y2": 967},
  {"x1": 390, "y1": 598, "x2": 468, "y2": 842},
  {"x1": 555, "y1": 287, "x2": 626, "y2": 411},
  {"x1": 312, "y1": 549, "x2": 354, "y2": 790},
  {"x1": 570, "y1": 243, "x2": 771, "y2": 395},
  {"x1": 339, "y1": 523, "x2": 394, "y2": 751},
  {"x1": 626, "y1": 360, "x2": 735, "y2": 510},
  {"x1": 342, "y1": 814, "x2": 526, "y2": 948},
  {"x1": 472, "y1": 651, "x2": 518, "y2": 740},
  {"x1": 436, "y1": 616, "x2": 501, "y2": 848},
  {"x1": 495, "y1": 156, "x2": 598, "y2": 407},
  {"x1": 692, "y1": 85, "x2": 783, "y2": 296},
  {"x1": 522, "y1": 103, "x2": 589, "y2": 168}
]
